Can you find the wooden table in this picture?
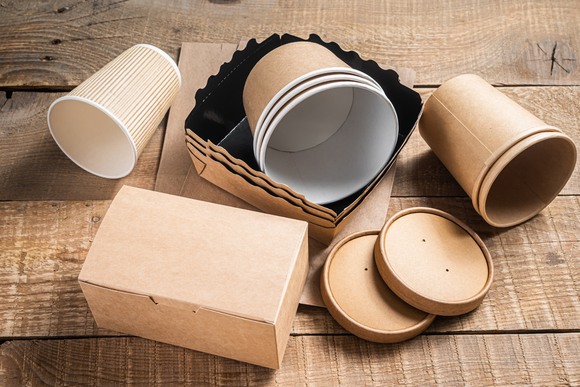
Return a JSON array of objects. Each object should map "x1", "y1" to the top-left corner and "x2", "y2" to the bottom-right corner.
[{"x1": 1, "y1": 1, "x2": 580, "y2": 385}]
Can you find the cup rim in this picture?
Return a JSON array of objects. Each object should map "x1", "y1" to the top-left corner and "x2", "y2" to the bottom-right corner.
[
  {"x1": 477, "y1": 131, "x2": 577, "y2": 227},
  {"x1": 47, "y1": 95, "x2": 138, "y2": 179},
  {"x1": 253, "y1": 72, "x2": 383, "y2": 163},
  {"x1": 252, "y1": 67, "x2": 381, "y2": 155},
  {"x1": 259, "y1": 80, "x2": 390, "y2": 170}
]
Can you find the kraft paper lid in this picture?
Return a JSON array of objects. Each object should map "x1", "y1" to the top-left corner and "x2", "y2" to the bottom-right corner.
[
  {"x1": 375, "y1": 208, "x2": 493, "y2": 316},
  {"x1": 321, "y1": 230, "x2": 435, "y2": 343}
]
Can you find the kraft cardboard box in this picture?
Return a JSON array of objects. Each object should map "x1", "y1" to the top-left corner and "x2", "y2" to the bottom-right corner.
[{"x1": 78, "y1": 186, "x2": 309, "y2": 369}]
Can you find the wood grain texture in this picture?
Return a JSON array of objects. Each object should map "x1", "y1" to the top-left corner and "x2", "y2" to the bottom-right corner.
[
  {"x1": 2, "y1": 196, "x2": 580, "y2": 340},
  {"x1": 2, "y1": 333, "x2": 580, "y2": 386},
  {"x1": 0, "y1": 0, "x2": 579, "y2": 89},
  {"x1": 0, "y1": 91, "x2": 164, "y2": 201},
  {"x1": 2, "y1": 86, "x2": 579, "y2": 201}
]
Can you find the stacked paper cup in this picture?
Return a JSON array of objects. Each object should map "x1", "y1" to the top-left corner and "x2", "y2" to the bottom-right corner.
[{"x1": 243, "y1": 42, "x2": 399, "y2": 205}]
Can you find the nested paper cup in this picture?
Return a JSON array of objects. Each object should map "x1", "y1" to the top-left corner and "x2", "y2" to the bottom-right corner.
[
  {"x1": 254, "y1": 72, "x2": 383, "y2": 162},
  {"x1": 48, "y1": 44, "x2": 181, "y2": 178},
  {"x1": 261, "y1": 81, "x2": 398, "y2": 204},
  {"x1": 252, "y1": 67, "x2": 381, "y2": 156},
  {"x1": 243, "y1": 42, "x2": 351, "y2": 135},
  {"x1": 420, "y1": 74, "x2": 576, "y2": 228}
]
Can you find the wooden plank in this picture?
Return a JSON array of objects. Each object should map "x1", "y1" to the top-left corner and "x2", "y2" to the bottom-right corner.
[
  {"x1": 0, "y1": 0, "x2": 579, "y2": 89},
  {"x1": 2, "y1": 196, "x2": 580, "y2": 340},
  {"x1": 2, "y1": 86, "x2": 580, "y2": 201},
  {"x1": 0, "y1": 91, "x2": 164, "y2": 201},
  {"x1": 1, "y1": 333, "x2": 580, "y2": 386}
]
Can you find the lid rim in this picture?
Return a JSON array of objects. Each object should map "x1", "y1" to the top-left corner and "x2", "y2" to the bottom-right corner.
[
  {"x1": 478, "y1": 132, "x2": 577, "y2": 228},
  {"x1": 376, "y1": 207, "x2": 494, "y2": 316}
]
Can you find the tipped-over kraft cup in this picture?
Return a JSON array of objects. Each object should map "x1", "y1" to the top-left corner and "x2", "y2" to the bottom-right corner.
[
  {"x1": 47, "y1": 44, "x2": 181, "y2": 179},
  {"x1": 243, "y1": 41, "x2": 350, "y2": 136},
  {"x1": 419, "y1": 74, "x2": 577, "y2": 228}
]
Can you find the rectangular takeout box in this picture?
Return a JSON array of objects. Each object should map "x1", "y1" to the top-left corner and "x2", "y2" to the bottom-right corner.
[
  {"x1": 79, "y1": 186, "x2": 309, "y2": 369},
  {"x1": 185, "y1": 34, "x2": 424, "y2": 245}
]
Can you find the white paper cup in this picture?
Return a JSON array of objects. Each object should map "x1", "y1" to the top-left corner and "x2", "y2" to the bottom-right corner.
[
  {"x1": 254, "y1": 72, "x2": 383, "y2": 162},
  {"x1": 261, "y1": 81, "x2": 398, "y2": 204},
  {"x1": 48, "y1": 44, "x2": 181, "y2": 178}
]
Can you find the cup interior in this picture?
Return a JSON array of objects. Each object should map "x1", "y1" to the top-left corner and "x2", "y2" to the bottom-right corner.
[
  {"x1": 253, "y1": 69, "x2": 381, "y2": 161},
  {"x1": 479, "y1": 133, "x2": 577, "y2": 227},
  {"x1": 48, "y1": 97, "x2": 136, "y2": 179},
  {"x1": 262, "y1": 82, "x2": 398, "y2": 204}
]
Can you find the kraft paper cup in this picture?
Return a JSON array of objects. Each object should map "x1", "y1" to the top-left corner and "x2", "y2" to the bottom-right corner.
[
  {"x1": 253, "y1": 72, "x2": 383, "y2": 162},
  {"x1": 419, "y1": 74, "x2": 576, "y2": 227},
  {"x1": 261, "y1": 81, "x2": 398, "y2": 204},
  {"x1": 48, "y1": 44, "x2": 181, "y2": 178},
  {"x1": 243, "y1": 42, "x2": 351, "y2": 136}
]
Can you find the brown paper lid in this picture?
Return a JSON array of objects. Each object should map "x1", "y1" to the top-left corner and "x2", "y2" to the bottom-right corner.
[
  {"x1": 376, "y1": 208, "x2": 493, "y2": 316},
  {"x1": 321, "y1": 230, "x2": 435, "y2": 343}
]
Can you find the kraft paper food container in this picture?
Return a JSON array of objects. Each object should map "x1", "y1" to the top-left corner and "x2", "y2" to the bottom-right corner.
[
  {"x1": 78, "y1": 186, "x2": 309, "y2": 369},
  {"x1": 375, "y1": 207, "x2": 494, "y2": 316},
  {"x1": 185, "y1": 33, "x2": 424, "y2": 245},
  {"x1": 48, "y1": 44, "x2": 181, "y2": 179},
  {"x1": 259, "y1": 80, "x2": 398, "y2": 204},
  {"x1": 419, "y1": 74, "x2": 577, "y2": 228},
  {"x1": 253, "y1": 71, "x2": 382, "y2": 162},
  {"x1": 186, "y1": 128, "x2": 336, "y2": 220},
  {"x1": 320, "y1": 230, "x2": 435, "y2": 343},
  {"x1": 185, "y1": 138, "x2": 336, "y2": 224},
  {"x1": 185, "y1": 141, "x2": 341, "y2": 244}
]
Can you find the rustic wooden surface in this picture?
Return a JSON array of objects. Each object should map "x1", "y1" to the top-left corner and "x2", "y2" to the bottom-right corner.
[
  {"x1": 3, "y1": 334, "x2": 580, "y2": 386},
  {"x1": 1, "y1": 0, "x2": 580, "y2": 385},
  {"x1": 2, "y1": 196, "x2": 580, "y2": 339},
  {"x1": 0, "y1": 0, "x2": 579, "y2": 89}
]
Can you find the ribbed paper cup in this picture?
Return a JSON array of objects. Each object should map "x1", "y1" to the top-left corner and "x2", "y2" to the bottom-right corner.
[
  {"x1": 419, "y1": 74, "x2": 577, "y2": 227},
  {"x1": 48, "y1": 44, "x2": 181, "y2": 178}
]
